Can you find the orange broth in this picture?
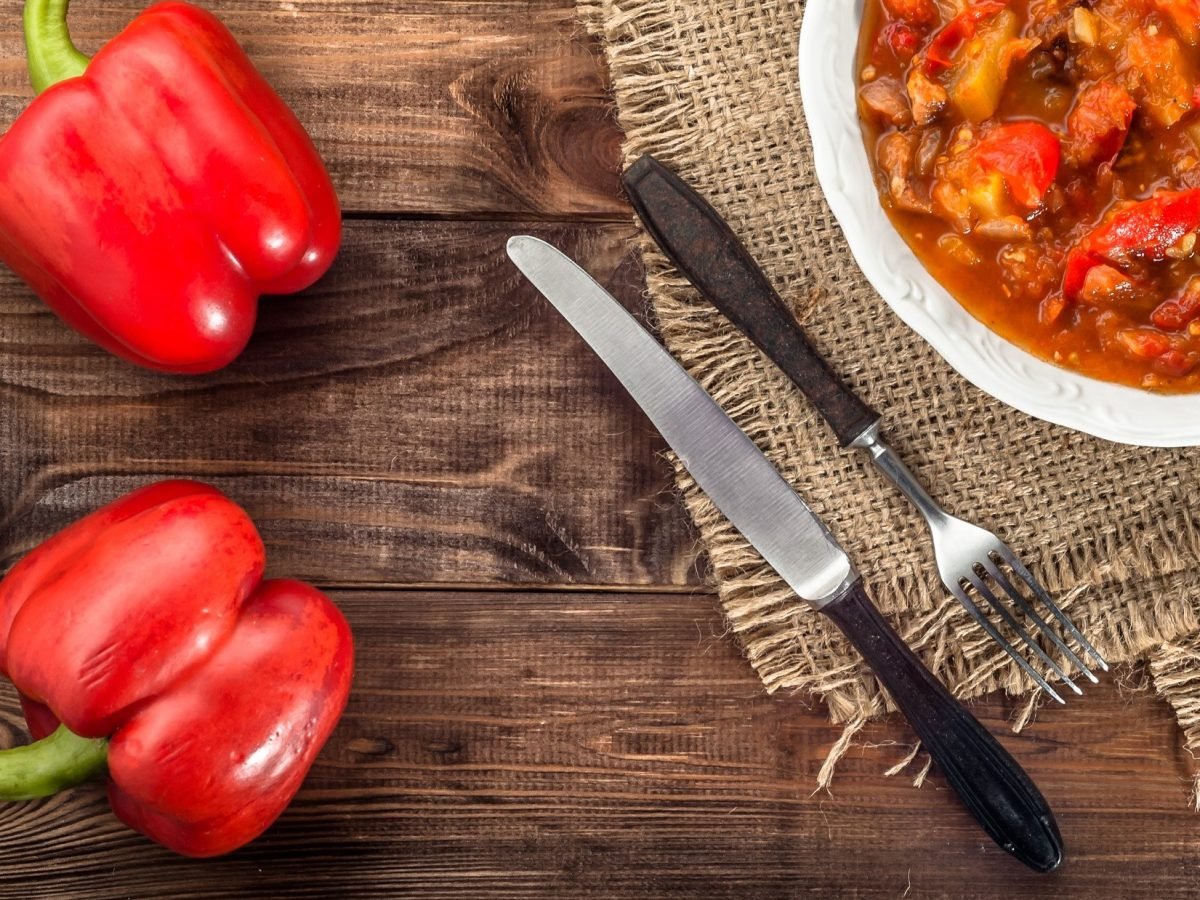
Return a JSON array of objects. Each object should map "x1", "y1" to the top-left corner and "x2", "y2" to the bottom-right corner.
[{"x1": 858, "y1": 0, "x2": 1200, "y2": 391}]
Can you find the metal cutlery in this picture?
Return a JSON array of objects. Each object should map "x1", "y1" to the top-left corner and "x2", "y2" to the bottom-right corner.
[
  {"x1": 621, "y1": 154, "x2": 1108, "y2": 704},
  {"x1": 506, "y1": 234, "x2": 1063, "y2": 872}
]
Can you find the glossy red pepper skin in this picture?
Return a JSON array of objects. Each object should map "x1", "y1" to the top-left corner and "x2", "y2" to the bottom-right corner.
[
  {"x1": 1062, "y1": 190, "x2": 1200, "y2": 299},
  {"x1": 0, "y1": 481, "x2": 354, "y2": 856},
  {"x1": 0, "y1": 2, "x2": 341, "y2": 373},
  {"x1": 923, "y1": 0, "x2": 1008, "y2": 73},
  {"x1": 973, "y1": 122, "x2": 1060, "y2": 208},
  {"x1": 107, "y1": 579, "x2": 353, "y2": 856}
]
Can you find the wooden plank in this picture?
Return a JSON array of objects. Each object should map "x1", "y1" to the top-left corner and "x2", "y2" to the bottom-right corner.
[
  {"x1": 0, "y1": 221, "x2": 699, "y2": 589},
  {"x1": 0, "y1": 0, "x2": 624, "y2": 219},
  {"x1": 0, "y1": 588, "x2": 1193, "y2": 897}
]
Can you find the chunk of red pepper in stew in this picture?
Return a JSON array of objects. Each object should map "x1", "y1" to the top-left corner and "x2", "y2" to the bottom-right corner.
[{"x1": 858, "y1": 0, "x2": 1200, "y2": 390}]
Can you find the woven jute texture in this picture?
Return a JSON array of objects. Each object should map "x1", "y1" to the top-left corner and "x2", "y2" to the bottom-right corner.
[{"x1": 578, "y1": 0, "x2": 1200, "y2": 794}]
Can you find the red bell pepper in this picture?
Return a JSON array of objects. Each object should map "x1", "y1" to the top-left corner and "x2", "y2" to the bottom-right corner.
[
  {"x1": 0, "y1": 0, "x2": 341, "y2": 373},
  {"x1": 923, "y1": 0, "x2": 1009, "y2": 74},
  {"x1": 1066, "y1": 82, "x2": 1136, "y2": 167},
  {"x1": 0, "y1": 481, "x2": 354, "y2": 857},
  {"x1": 1062, "y1": 190, "x2": 1200, "y2": 299},
  {"x1": 972, "y1": 122, "x2": 1061, "y2": 208}
]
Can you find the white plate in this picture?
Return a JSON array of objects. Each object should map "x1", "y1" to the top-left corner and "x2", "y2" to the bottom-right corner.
[{"x1": 798, "y1": 0, "x2": 1200, "y2": 446}]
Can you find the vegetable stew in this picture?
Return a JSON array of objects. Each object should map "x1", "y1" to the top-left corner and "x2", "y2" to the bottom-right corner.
[{"x1": 857, "y1": 0, "x2": 1200, "y2": 392}]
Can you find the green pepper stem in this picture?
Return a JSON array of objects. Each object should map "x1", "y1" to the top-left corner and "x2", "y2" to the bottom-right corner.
[
  {"x1": 0, "y1": 725, "x2": 108, "y2": 800},
  {"x1": 23, "y1": 0, "x2": 90, "y2": 94}
]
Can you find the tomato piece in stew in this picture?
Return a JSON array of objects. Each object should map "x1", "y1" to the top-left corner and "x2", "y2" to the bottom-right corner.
[{"x1": 857, "y1": 0, "x2": 1200, "y2": 391}]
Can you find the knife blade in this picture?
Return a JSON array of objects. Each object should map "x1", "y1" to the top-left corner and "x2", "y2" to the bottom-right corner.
[
  {"x1": 506, "y1": 234, "x2": 1063, "y2": 873},
  {"x1": 507, "y1": 238, "x2": 853, "y2": 606},
  {"x1": 620, "y1": 154, "x2": 1108, "y2": 704}
]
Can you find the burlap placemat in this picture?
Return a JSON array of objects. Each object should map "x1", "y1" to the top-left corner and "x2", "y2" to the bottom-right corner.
[{"x1": 578, "y1": 0, "x2": 1200, "y2": 796}]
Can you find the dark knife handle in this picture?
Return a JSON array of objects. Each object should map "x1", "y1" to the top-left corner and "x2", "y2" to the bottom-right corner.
[
  {"x1": 622, "y1": 155, "x2": 879, "y2": 447},
  {"x1": 822, "y1": 581, "x2": 1063, "y2": 873}
]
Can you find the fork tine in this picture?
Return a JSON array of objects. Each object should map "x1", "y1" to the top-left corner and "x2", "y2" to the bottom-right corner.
[
  {"x1": 964, "y1": 572, "x2": 1083, "y2": 696},
  {"x1": 994, "y1": 545, "x2": 1110, "y2": 672},
  {"x1": 981, "y1": 556, "x2": 1098, "y2": 684},
  {"x1": 947, "y1": 582, "x2": 1066, "y2": 704}
]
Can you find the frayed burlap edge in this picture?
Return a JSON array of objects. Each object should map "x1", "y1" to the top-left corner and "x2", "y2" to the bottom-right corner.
[
  {"x1": 576, "y1": 0, "x2": 1200, "y2": 792},
  {"x1": 1150, "y1": 636, "x2": 1200, "y2": 808}
]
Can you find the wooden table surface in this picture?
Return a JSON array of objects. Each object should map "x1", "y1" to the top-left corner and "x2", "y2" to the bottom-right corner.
[{"x1": 0, "y1": 1, "x2": 1197, "y2": 896}]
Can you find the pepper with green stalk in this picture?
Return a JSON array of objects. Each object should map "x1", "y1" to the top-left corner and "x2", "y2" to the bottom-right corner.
[
  {"x1": 1, "y1": 0, "x2": 341, "y2": 372},
  {"x1": 0, "y1": 481, "x2": 354, "y2": 856}
]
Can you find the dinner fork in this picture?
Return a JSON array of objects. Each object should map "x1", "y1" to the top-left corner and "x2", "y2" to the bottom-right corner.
[
  {"x1": 622, "y1": 155, "x2": 1109, "y2": 702},
  {"x1": 851, "y1": 422, "x2": 1107, "y2": 702}
]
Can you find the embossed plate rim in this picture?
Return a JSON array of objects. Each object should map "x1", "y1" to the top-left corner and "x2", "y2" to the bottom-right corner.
[{"x1": 798, "y1": 0, "x2": 1200, "y2": 447}]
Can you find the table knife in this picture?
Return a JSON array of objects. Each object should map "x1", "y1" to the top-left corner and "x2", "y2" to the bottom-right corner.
[
  {"x1": 620, "y1": 155, "x2": 1107, "y2": 703},
  {"x1": 506, "y1": 234, "x2": 1063, "y2": 873}
]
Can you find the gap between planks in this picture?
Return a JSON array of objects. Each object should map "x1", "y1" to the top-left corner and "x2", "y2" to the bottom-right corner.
[
  {"x1": 341, "y1": 209, "x2": 635, "y2": 225},
  {"x1": 313, "y1": 580, "x2": 712, "y2": 594}
]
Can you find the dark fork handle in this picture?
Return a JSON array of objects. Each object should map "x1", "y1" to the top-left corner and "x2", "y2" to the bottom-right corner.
[
  {"x1": 822, "y1": 580, "x2": 1064, "y2": 873},
  {"x1": 622, "y1": 155, "x2": 879, "y2": 447},
  {"x1": 623, "y1": 154, "x2": 1064, "y2": 872}
]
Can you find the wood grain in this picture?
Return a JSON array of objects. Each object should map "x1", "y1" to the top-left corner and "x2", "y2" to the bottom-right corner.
[
  {"x1": 0, "y1": 0, "x2": 624, "y2": 219},
  {"x1": 0, "y1": 221, "x2": 699, "y2": 589},
  {"x1": 0, "y1": 589, "x2": 1193, "y2": 899},
  {"x1": 0, "y1": 0, "x2": 1193, "y2": 893}
]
